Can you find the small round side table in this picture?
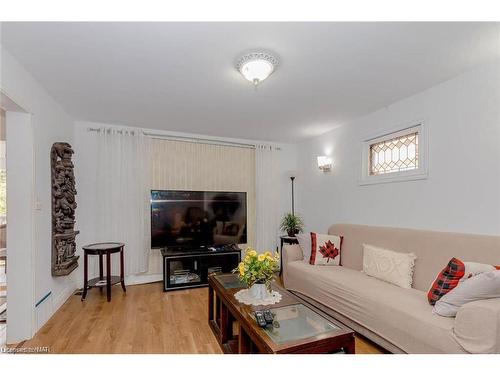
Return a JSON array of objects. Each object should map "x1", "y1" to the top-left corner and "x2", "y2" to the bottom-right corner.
[{"x1": 81, "y1": 242, "x2": 126, "y2": 302}]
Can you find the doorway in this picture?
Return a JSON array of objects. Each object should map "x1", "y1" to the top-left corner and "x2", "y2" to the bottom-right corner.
[
  {"x1": 0, "y1": 108, "x2": 6, "y2": 346},
  {"x1": 0, "y1": 92, "x2": 34, "y2": 345}
]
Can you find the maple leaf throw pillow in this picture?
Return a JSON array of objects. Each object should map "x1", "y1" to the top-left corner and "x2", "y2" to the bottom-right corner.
[{"x1": 309, "y1": 232, "x2": 343, "y2": 266}]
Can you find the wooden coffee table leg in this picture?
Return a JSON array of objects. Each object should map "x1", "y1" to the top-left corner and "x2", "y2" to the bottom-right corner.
[
  {"x1": 208, "y1": 284, "x2": 214, "y2": 324},
  {"x1": 220, "y1": 303, "x2": 230, "y2": 344},
  {"x1": 215, "y1": 295, "x2": 221, "y2": 327},
  {"x1": 226, "y1": 313, "x2": 235, "y2": 343},
  {"x1": 344, "y1": 338, "x2": 356, "y2": 354},
  {"x1": 238, "y1": 325, "x2": 252, "y2": 354}
]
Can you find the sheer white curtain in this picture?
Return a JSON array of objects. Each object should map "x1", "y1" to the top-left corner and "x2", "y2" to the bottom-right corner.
[
  {"x1": 255, "y1": 144, "x2": 279, "y2": 252},
  {"x1": 95, "y1": 127, "x2": 151, "y2": 275}
]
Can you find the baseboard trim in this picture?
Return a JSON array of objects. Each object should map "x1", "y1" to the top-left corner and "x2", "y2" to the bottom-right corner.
[{"x1": 52, "y1": 282, "x2": 78, "y2": 313}]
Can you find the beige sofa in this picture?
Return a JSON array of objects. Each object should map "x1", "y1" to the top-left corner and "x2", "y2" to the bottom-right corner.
[{"x1": 282, "y1": 224, "x2": 500, "y2": 353}]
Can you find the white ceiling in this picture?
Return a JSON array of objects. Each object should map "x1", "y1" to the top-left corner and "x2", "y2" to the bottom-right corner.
[{"x1": 1, "y1": 22, "x2": 499, "y2": 142}]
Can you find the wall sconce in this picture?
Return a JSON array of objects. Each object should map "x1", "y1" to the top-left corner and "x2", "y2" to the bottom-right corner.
[{"x1": 317, "y1": 156, "x2": 332, "y2": 172}]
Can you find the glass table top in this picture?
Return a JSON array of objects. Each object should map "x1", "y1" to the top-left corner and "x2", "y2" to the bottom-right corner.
[
  {"x1": 262, "y1": 304, "x2": 341, "y2": 344},
  {"x1": 214, "y1": 273, "x2": 246, "y2": 289}
]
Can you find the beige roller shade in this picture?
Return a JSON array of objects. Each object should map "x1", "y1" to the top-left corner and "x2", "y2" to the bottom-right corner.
[{"x1": 147, "y1": 138, "x2": 255, "y2": 274}]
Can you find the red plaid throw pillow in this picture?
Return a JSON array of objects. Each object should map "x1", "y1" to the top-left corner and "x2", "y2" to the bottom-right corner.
[{"x1": 427, "y1": 258, "x2": 465, "y2": 305}]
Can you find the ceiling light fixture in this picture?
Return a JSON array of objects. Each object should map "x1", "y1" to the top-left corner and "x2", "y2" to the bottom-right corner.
[{"x1": 236, "y1": 52, "x2": 278, "y2": 86}]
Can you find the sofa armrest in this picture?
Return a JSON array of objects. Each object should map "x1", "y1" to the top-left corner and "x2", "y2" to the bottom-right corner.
[
  {"x1": 282, "y1": 244, "x2": 303, "y2": 265},
  {"x1": 453, "y1": 298, "x2": 500, "y2": 353},
  {"x1": 282, "y1": 244, "x2": 303, "y2": 289}
]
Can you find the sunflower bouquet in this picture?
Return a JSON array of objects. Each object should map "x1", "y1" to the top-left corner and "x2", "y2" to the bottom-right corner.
[{"x1": 234, "y1": 248, "x2": 280, "y2": 291}]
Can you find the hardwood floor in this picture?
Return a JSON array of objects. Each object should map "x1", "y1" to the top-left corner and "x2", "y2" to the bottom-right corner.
[{"x1": 20, "y1": 282, "x2": 384, "y2": 354}]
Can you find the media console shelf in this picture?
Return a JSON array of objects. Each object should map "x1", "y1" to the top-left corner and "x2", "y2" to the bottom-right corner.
[{"x1": 161, "y1": 246, "x2": 241, "y2": 292}]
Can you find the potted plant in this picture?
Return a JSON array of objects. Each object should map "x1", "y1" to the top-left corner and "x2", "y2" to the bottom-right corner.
[
  {"x1": 233, "y1": 248, "x2": 280, "y2": 300},
  {"x1": 280, "y1": 213, "x2": 304, "y2": 237}
]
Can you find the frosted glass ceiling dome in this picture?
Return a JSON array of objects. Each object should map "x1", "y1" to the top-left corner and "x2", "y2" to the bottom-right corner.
[{"x1": 236, "y1": 52, "x2": 278, "y2": 86}]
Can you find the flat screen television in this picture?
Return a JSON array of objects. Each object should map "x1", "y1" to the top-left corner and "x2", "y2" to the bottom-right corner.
[{"x1": 151, "y1": 190, "x2": 247, "y2": 249}]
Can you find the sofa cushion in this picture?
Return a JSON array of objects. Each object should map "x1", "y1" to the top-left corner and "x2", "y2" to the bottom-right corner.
[
  {"x1": 285, "y1": 260, "x2": 466, "y2": 353},
  {"x1": 362, "y1": 244, "x2": 417, "y2": 289},
  {"x1": 327, "y1": 224, "x2": 500, "y2": 292},
  {"x1": 427, "y1": 258, "x2": 465, "y2": 305},
  {"x1": 434, "y1": 270, "x2": 500, "y2": 317},
  {"x1": 310, "y1": 232, "x2": 343, "y2": 266},
  {"x1": 462, "y1": 262, "x2": 496, "y2": 280},
  {"x1": 453, "y1": 298, "x2": 500, "y2": 353}
]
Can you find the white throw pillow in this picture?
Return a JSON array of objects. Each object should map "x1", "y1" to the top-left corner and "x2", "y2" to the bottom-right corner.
[
  {"x1": 433, "y1": 270, "x2": 500, "y2": 317},
  {"x1": 462, "y1": 262, "x2": 495, "y2": 281},
  {"x1": 362, "y1": 244, "x2": 417, "y2": 289},
  {"x1": 296, "y1": 233, "x2": 311, "y2": 263}
]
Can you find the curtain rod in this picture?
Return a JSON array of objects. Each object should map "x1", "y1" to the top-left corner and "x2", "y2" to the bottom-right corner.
[
  {"x1": 144, "y1": 131, "x2": 257, "y2": 149},
  {"x1": 87, "y1": 127, "x2": 281, "y2": 151}
]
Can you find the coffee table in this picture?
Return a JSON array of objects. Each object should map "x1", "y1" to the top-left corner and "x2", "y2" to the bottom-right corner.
[{"x1": 208, "y1": 273, "x2": 355, "y2": 354}]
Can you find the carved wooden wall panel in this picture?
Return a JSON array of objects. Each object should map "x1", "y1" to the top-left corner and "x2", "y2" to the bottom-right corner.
[{"x1": 51, "y1": 142, "x2": 79, "y2": 276}]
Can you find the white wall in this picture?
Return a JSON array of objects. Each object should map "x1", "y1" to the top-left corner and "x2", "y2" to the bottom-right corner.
[
  {"x1": 296, "y1": 61, "x2": 500, "y2": 236},
  {"x1": 1, "y1": 45, "x2": 77, "y2": 340},
  {"x1": 73, "y1": 121, "x2": 298, "y2": 284},
  {"x1": 5, "y1": 111, "x2": 33, "y2": 343}
]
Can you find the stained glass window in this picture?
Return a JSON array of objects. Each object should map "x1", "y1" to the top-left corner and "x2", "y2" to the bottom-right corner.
[{"x1": 369, "y1": 131, "x2": 419, "y2": 175}]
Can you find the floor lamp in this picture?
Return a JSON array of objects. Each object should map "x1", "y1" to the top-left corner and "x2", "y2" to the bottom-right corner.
[{"x1": 287, "y1": 171, "x2": 297, "y2": 215}]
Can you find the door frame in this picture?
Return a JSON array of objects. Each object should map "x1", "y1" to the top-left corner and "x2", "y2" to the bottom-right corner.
[{"x1": 1, "y1": 90, "x2": 36, "y2": 343}]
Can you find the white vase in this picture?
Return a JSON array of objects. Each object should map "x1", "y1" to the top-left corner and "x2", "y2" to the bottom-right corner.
[{"x1": 248, "y1": 283, "x2": 271, "y2": 300}]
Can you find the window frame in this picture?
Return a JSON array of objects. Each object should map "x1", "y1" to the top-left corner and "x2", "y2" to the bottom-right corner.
[{"x1": 359, "y1": 122, "x2": 428, "y2": 185}]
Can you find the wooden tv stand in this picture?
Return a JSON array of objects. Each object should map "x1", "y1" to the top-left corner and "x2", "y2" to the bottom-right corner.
[{"x1": 160, "y1": 246, "x2": 241, "y2": 292}]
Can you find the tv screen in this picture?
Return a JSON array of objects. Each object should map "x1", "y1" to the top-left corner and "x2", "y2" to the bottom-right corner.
[{"x1": 151, "y1": 190, "x2": 247, "y2": 249}]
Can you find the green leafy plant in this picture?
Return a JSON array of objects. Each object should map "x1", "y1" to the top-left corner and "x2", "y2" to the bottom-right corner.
[{"x1": 280, "y1": 213, "x2": 304, "y2": 236}]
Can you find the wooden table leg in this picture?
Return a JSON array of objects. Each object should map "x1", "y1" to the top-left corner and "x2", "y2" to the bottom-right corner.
[
  {"x1": 99, "y1": 253, "x2": 104, "y2": 293},
  {"x1": 106, "y1": 252, "x2": 111, "y2": 302},
  {"x1": 226, "y1": 313, "x2": 235, "y2": 344},
  {"x1": 215, "y1": 295, "x2": 221, "y2": 327},
  {"x1": 220, "y1": 303, "x2": 230, "y2": 344},
  {"x1": 81, "y1": 251, "x2": 88, "y2": 301},
  {"x1": 120, "y1": 247, "x2": 126, "y2": 292},
  {"x1": 344, "y1": 338, "x2": 356, "y2": 354},
  {"x1": 208, "y1": 284, "x2": 214, "y2": 324},
  {"x1": 238, "y1": 324, "x2": 252, "y2": 354}
]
